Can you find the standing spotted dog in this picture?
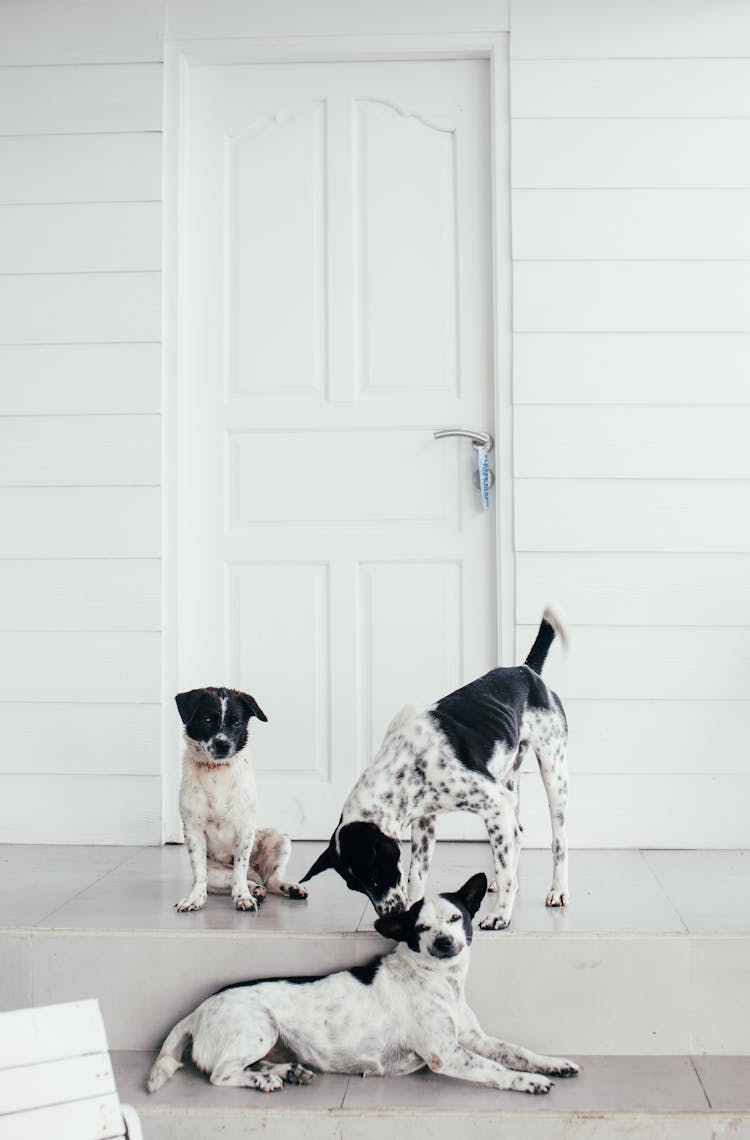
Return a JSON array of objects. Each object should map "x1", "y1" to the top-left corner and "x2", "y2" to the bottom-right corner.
[
  {"x1": 303, "y1": 608, "x2": 569, "y2": 930},
  {"x1": 174, "y1": 686, "x2": 307, "y2": 913}
]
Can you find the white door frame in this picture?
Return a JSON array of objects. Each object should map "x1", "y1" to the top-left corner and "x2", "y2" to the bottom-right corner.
[{"x1": 161, "y1": 31, "x2": 514, "y2": 842}]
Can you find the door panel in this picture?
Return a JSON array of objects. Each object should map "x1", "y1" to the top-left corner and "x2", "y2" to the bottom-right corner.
[{"x1": 180, "y1": 59, "x2": 497, "y2": 836}]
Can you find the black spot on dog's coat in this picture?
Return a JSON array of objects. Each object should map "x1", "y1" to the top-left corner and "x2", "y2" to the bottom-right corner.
[{"x1": 429, "y1": 666, "x2": 556, "y2": 779}]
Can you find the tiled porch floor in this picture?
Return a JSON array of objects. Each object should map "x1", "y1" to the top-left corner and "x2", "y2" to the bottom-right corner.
[{"x1": 1, "y1": 842, "x2": 748, "y2": 935}]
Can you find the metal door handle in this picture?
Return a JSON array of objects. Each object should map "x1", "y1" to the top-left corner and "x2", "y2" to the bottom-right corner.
[{"x1": 433, "y1": 428, "x2": 494, "y2": 452}]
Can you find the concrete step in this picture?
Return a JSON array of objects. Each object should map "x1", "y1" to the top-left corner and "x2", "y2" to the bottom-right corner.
[
  {"x1": 2, "y1": 844, "x2": 749, "y2": 1056},
  {"x1": 113, "y1": 1051, "x2": 750, "y2": 1140}
]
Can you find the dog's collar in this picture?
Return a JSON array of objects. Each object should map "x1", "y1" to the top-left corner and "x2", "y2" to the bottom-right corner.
[{"x1": 193, "y1": 757, "x2": 230, "y2": 771}]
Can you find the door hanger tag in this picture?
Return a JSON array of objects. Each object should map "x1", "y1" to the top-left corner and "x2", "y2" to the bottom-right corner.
[{"x1": 476, "y1": 445, "x2": 490, "y2": 510}]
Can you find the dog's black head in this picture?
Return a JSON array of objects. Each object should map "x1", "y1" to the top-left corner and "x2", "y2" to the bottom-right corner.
[
  {"x1": 175, "y1": 686, "x2": 267, "y2": 765},
  {"x1": 300, "y1": 820, "x2": 406, "y2": 915},
  {"x1": 373, "y1": 872, "x2": 487, "y2": 962}
]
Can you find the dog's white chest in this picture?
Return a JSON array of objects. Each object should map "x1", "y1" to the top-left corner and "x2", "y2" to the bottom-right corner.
[{"x1": 180, "y1": 752, "x2": 257, "y2": 860}]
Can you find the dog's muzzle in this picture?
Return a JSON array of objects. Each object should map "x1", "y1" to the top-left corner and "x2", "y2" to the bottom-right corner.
[
  {"x1": 374, "y1": 889, "x2": 407, "y2": 917},
  {"x1": 429, "y1": 934, "x2": 460, "y2": 960}
]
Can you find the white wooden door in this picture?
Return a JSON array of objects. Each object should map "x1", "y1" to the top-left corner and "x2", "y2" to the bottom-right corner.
[{"x1": 178, "y1": 58, "x2": 499, "y2": 837}]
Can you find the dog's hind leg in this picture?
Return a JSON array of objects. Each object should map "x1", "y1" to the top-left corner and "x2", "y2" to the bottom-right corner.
[
  {"x1": 209, "y1": 1013, "x2": 287, "y2": 1092},
  {"x1": 252, "y1": 828, "x2": 308, "y2": 900},
  {"x1": 255, "y1": 1060, "x2": 315, "y2": 1085},
  {"x1": 526, "y1": 707, "x2": 570, "y2": 907},
  {"x1": 407, "y1": 815, "x2": 436, "y2": 903}
]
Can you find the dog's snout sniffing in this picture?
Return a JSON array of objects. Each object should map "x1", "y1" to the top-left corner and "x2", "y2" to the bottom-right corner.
[{"x1": 375, "y1": 888, "x2": 407, "y2": 917}]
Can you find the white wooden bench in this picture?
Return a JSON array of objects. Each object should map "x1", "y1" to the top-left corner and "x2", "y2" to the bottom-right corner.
[{"x1": 0, "y1": 999, "x2": 142, "y2": 1140}]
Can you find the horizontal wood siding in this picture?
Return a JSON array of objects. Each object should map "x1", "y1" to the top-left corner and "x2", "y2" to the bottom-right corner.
[
  {"x1": 0, "y1": 2, "x2": 164, "y2": 842},
  {"x1": 510, "y1": 1, "x2": 750, "y2": 846},
  {"x1": 166, "y1": 0, "x2": 510, "y2": 38}
]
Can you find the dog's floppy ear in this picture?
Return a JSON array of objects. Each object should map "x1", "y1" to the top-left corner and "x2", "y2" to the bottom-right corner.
[
  {"x1": 300, "y1": 837, "x2": 337, "y2": 883},
  {"x1": 373, "y1": 909, "x2": 412, "y2": 943},
  {"x1": 237, "y1": 692, "x2": 268, "y2": 723},
  {"x1": 455, "y1": 872, "x2": 488, "y2": 918},
  {"x1": 175, "y1": 689, "x2": 204, "y2": 725}
]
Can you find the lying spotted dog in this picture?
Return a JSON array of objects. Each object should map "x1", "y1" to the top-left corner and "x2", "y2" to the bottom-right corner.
[
  {"x1": 147, "y1": 873, "x2": 579, "y2": 1095},
  {"x1": 302, "y1": 608, "x2": 569, "y2": 930}
]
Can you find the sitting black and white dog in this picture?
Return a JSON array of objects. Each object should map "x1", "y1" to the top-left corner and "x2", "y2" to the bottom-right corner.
[
  {"x1": 174, "y1": 686, "x2": 307, "y2": 912},
  {"x1": 302, "y1": 608, "x2": 569, "y2": 930},
  {"x1": 147, "y1": 872, "x2": 579, "y2": 1095}
]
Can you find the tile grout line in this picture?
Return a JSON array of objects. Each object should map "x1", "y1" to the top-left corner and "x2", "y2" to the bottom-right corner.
[
  {"x1": 33, "y1": 845, "x2": 147, "y2": 927},
  {"x1": 638, "y1": 849, "x2": 689, "y2": 932},
  {"x1": 689, "y1": 1055, "x2": 713, "y2": 1109}
]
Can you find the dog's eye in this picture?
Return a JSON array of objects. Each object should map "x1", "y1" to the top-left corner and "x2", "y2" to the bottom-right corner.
[
  {"x1": 415, "y1": 923, "x2": 429, "y2": 934},
  {"x1": 448, "y1": 914, "x2": 462, "y2": 924}
]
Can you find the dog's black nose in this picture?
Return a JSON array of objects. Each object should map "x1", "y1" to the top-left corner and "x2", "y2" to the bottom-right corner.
[
  {"x1": 432, "y1": 934, "x2": 454, "y2": 954},
  {"x1": 211, "y1": 738, "x2": 231, "y2": 757}
]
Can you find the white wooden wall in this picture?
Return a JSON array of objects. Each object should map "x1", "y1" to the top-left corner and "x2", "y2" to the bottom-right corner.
[
  {"x1": 0, "y1": 0, "x2": 164, "y2": 843},
  {"x1": 2, "y1": 0, "x2": 749, "y2": 846},
  {"x1": 511, "y1": 0, "x2": 750, "y2": 846}
]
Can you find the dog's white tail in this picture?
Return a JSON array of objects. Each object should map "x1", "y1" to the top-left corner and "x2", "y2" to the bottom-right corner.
[
  {"x1": 146, "y1": 1013, "x2": 194, "y2": 1093},
  {"x1": 524, "y1": 604, "x2": 570, "y2": 675}
]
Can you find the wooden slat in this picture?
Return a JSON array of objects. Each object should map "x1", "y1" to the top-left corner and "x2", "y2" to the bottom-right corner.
[
  {"x1": 519, "y1": 771, "x2": 750, "y2": 849},
  {"x1": 511, "y1": 120, "x2": 750, "y2": 189},
  {"x1": 0, "y1": 204, "x2": 161, "y2": 274},
  {"x1": 515, "y1": 406, "x2": 750, "y2": 479},
  {"x1": 516, "y1": 624, "x2": 750, "y2": 701},
  {"x1": 0, "y1": 0, "x2": 163, "y2": 65},
  {"x1": 510, "y1": 0, "x2": 750, "y2": 60},
  {"x1": 0, "y1": 1093, "x2": 125, "y2": 1140},
  {"x1": 167, "y1": 0, "x2": 509, "y2": 38},
  {"x1": 0, "y1": 135, "x2": 161, "y2": 205},
  {"x1": 0, "y1": 560, "x2": 160, "y2": 631},
  {"x1": 0, "y1": 414, "x2": 159, "y2": 488},
  {"x1": 0, "y1": 64, "x2": 162, "y2": 135},
  {"x1": 0, "y1": 1053, "x2": 115, "y2": 1115},
  {"x1": 0, "y1": 488, "x2": 160, "y2": 557},
  {"x1": 511, "y1": 59, "x2": 750, "y2": 118},
  {"x1": 516, "y1": 552, "x2": 750, "y2": 627},
  {"x1": 513, "y1": 189, "x2": 750, "y2": 261},
  {"x1": 0, "y1": 633, "x2": 160, "y2": 703},
  {"x1": 558, "y1": 699, "x2": 750, "y2": 776},
  {"x1": 0, "y1": 273, "x2": 161, "y2": 345},
  {"x1": 0, "y1": 415, "x2": 160, "y2": 487},
  {"x1": 0, "y1": 774, "x2": 161, "y2": 844},
  {"x1": 0, "y1": 344, "x2": 160, "y2": 415},
  {"x1": 0, "y1": 1001, "x2": 106, "y2": 1069},
  {"x1": 514, "y1": 262, "x2": 750, "y2": 333},
  {"x1": 513, "y1": 332, "x2": 750, "y2": 405},
  {"x1": 0, "y1": 703, "x2": 160, "y2": 776},
  {"x1": 516, "y1": 479, "x2": 750, "y2": 554}
]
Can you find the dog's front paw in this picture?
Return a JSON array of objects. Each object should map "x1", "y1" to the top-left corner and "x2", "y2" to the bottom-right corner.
[
  {"x1": 544, "y1": 1058, "x2": 580, "y2": 1078},
  {"x1": 479, "y1": 911, "x2": 511, "y2": 931},
  {"x1": 250, "y1": 882, "x2": 267, "y2": 902},
  {"x1": 545, "y1": 888, "x2": 569, "y2": 907},
  {"x1": 233, "y1": 894, "x2": 259, "y2": 912},
  {"x1": 175, "y1": 893, "x2": 206, "y2": 912},
  {"x1": 511, "y1": 1073, "x2": 552, "y2": 1095}
]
